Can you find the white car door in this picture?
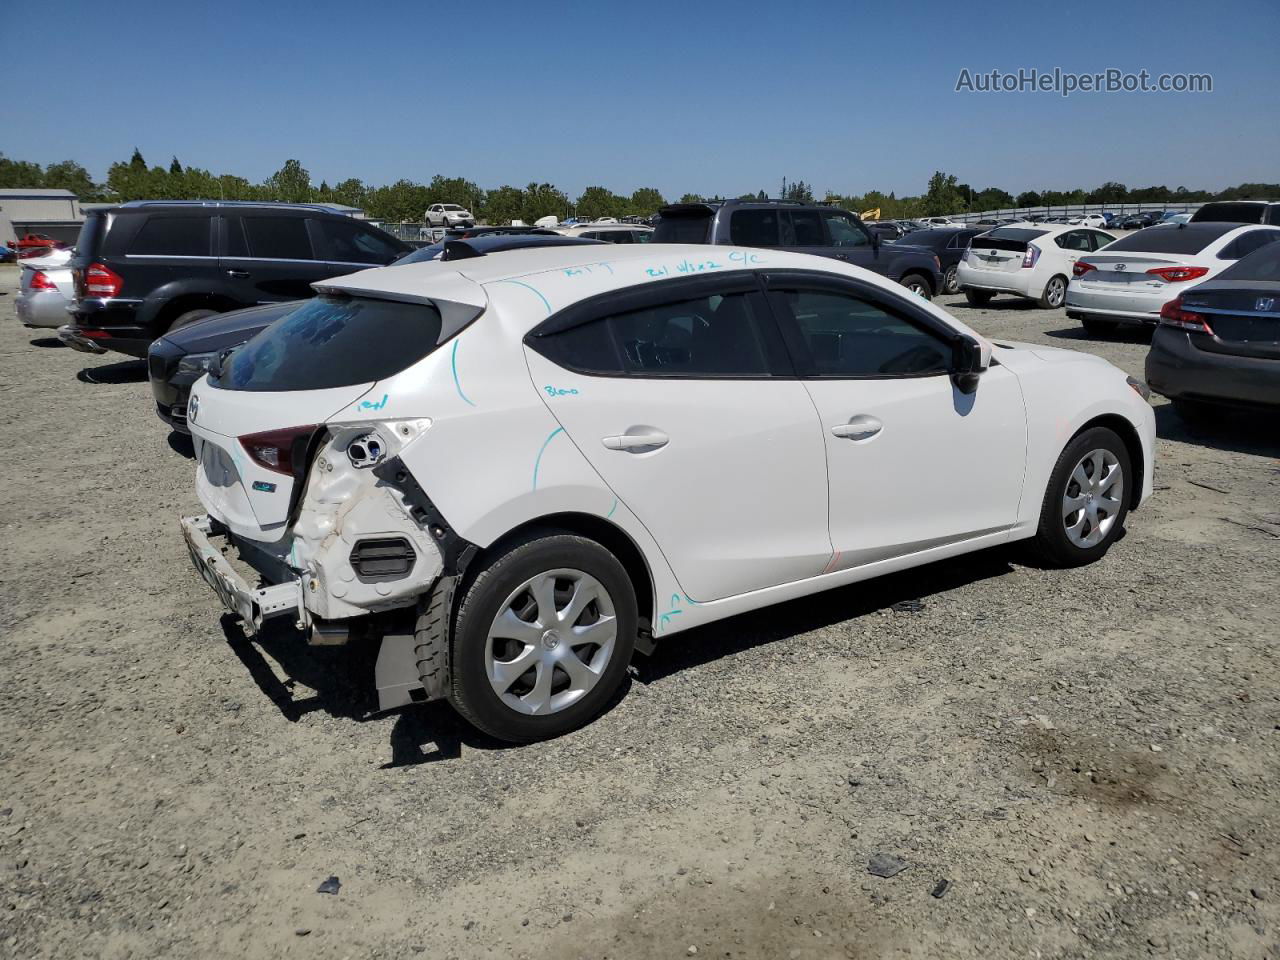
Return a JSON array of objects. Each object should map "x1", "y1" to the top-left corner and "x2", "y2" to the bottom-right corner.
[
  {"x1": 763, "y1": 275, "x2": 1027, "y2": 569},
  {"x1": 523, "y1": 275, "x2": 832, "y2": 602}
]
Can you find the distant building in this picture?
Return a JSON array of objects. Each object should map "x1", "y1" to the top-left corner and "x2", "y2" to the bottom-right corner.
[{"x1": 0, "y1": 188, "x2": 85, "y2": 245}]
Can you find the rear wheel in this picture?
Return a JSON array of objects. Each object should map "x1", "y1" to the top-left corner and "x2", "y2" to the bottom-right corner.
[
  {"x1": 942, "y1": 264, "x2": 960, "y2": 295},
  {"x1": 1038, "y1": 274, "x2": 1068, "y2": 309},
  {"x1": 898, "y1": 273, "x2": 933, "y2": 300},
  {"x1": 964, "y1": 288, "x2": 994, "y2": 306},
  {"x1": 1081, "y1": 316, "x2": 1118, "y2": 336},
  {"x1": 449, "y1": 533, "x2": 637, "y2": 742},
  {"x1": 1028, "y1": 426, "x2": 1131, "y2": 568}
]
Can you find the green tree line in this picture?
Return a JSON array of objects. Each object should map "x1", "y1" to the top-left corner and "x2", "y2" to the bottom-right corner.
[{"x1": 2, "y1": 152, "x2": 1275, "y2": 223}]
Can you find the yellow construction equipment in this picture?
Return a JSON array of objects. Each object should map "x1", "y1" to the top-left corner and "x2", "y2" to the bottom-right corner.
[{"x1": 861, "y1": 207, "x2": 881, "y2": 221}]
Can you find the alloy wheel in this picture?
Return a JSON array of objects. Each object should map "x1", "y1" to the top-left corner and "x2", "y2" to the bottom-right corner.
[
  {"x1": 1062, "y1": 449, "x2": 1124, "y2": 548},
  {"x1": 1046, "y1": 276, "x2": 1066, "y2": 307},
  {"x1": 485, "y1": 569, "x2": 618, "y2": 715}
]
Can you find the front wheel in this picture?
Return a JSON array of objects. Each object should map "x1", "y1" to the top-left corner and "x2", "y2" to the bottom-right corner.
[
  {"x1": 1038, "y1": 274, "x2": 1068, "y2": 309},
  {"x1": 964, "y1": 288, "x2": 994, "y2": 306},
  {"x1": 449, "y1": 533, "x2": 637, "y2": 742},
  {"x1": 1028, "y1": 426, "x2": 1131, "y2": 568}
]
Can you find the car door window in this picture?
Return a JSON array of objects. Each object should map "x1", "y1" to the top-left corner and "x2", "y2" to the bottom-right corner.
[
  {"x1": 782, "y1": 210, "x2": 825, "y2": 246},
  {"x1": 313, "y1": 218, "x2": 403, "y2": 264},
  {"x1": 1056, "y1": 230, "x2": 1091, "y2": 252},
  {"x1": 774, "y1": 288, "x2": 950, "y2": 377},
  {"x1": 1088, "y1": 231, "x2": 1115, "y2": 251},
  {"x1": 536, "y1": 291, "x2": 771, "y2": 378},
  {"x1": 242, "y1": 216, "x2": 314, "y2": 260},
  {"x1": 823, "y1": 212, "x2": 869, "y2": 248},
  {"x1": 729, "y1": 210, "x2": 781, "y2": 247},
  {"x1": 130, "y1": 216, "x2": 211, "y2": 256}
]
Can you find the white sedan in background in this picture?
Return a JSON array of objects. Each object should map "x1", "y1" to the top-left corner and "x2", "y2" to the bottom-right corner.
[
  {"x1": 958, "y1": 224, "x2": 1116, "y2": 308},
  {"x1": 1066, "y1": 222, "x2": 1280, "y2": 334},
  {"x1": 180, "y1": 243, "x2": 1155, "y2": 742}
]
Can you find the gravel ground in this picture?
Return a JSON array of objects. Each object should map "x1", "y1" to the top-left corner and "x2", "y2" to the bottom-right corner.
[{"x1": 2, "y1": 263, "x2": 1278, "y2": 960}]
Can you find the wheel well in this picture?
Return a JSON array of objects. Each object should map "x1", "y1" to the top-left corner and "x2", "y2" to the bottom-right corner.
[
  {"x1": 475, "y1": 512, "x2": 655, "y2": 628},
  {"x1": 901, "y1": 270, "x2": 935, "y2": 295},
  {"x1": 157, "y1": 294, "x2": 240, "y2": 332},
  {"x1": 1073, "y1": 414, "x2": 1145, "y2": 510}
]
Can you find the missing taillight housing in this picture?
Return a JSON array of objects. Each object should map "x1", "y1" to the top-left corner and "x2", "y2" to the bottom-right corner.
[
  {"x1": 1147, "y1": 265, "x2": 1209, "y2": 283},
  {"x1": 1021, "y1": 244, "x2": 1041, "y2": 268},
  {"x1": 84, "y1": 262, "x2": 123, "y2": 297},
  {"x1": 240, "y1": 425, "x2": 319, "y2": 476},
  {"x1": 1159, "y1": 296, "x2": 1214, "y2": 335},
  {"x1": 1072, "y1": 261, "x2": 1097, "y2": 278}
]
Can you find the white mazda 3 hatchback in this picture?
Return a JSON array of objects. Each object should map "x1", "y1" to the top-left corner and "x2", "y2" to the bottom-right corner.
[{"x1": 182, "y1": 244, "x2": 1156, "y2": 742}]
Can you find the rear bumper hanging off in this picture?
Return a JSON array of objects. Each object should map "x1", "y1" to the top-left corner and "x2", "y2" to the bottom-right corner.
[{"x1": 180, "y1": 515, "x2": 306, "y2": 633}]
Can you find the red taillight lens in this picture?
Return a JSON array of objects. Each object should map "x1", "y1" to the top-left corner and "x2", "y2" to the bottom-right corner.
[
  {"x1": 29, "y1": 270, "x2": 56, "y2": 291},
  {"x1": 1072, "y1": 261, "x2": 1096, "y2": 278},
  {"x1": 1146, "y1": 265, "x2": 1209, "y2": 283},
  {"x1": 1159, "y1": 296, "x2": 1214, "y2": 335},
  {"x1": 1021, "y1": 244, "x2": 1041, "y2": 268},
  {"x1": 239, "y1": 425, "x2": 318, "y2": 476},
  {"x1": 84, "y1": 262, "x2": 123, "y2": 297}
]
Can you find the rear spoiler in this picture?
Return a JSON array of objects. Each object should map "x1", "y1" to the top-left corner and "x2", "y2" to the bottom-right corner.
[{"x1": 313, "y1": 269, "x2": 487, "y2": 342}]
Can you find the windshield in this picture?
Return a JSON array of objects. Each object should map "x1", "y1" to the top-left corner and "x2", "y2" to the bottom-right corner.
[
  {"x1": 988, "y1": 228, "x2": 1048, "y2": 242},
  {"x1": 215, "y1": 295, "x2": 443, "y2": 392}
]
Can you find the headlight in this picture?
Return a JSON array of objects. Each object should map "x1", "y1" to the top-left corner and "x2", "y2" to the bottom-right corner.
[{"x1": 177, "y1": 352, "x2": 218, "y2": 376}]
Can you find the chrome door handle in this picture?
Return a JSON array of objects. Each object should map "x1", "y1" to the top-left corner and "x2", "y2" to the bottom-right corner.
[
  {"x1": 831, "y1": 415, "x2": 882, "y2": 441},
  {"x1": 226, "y1": 269, "x2": 250, "y2": 278},
  {"x1": 602, "y1": 430, "x2": 669, "y2": 451}
]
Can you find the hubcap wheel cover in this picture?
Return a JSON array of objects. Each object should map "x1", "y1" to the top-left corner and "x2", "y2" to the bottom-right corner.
[
  {"x1": 485, "y1": 568, "x2": 617, "y2": 716},
  {"x1": 1062, "y1": 448, "x2": 1123, "y2": 548}
]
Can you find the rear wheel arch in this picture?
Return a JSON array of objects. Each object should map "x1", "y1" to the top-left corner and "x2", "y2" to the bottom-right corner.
[
  {"x1": 155, "y1": 293, "x2": 243, "y2": 333},
  {"x1": 470, "y1": 512, "x2": 656, "y2": 632},
  {"x1": 898, "y1": 269, "x2": 935, "y2": 297}
]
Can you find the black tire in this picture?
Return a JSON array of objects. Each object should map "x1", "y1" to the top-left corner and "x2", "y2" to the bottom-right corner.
[
  {"x1": 449, "y1": 532, "x2": 637, "y2": 743},
  {"x1": 965, "y1": 288, "x2": 994, "y2": 306},
  {"x1": 898, "y1": 273, "x2": 933, "y2": 301},
  {"x1": 1028, "y1": 426, "x2": 1132, "y2": 568},
  {"x1": 1081, "y1": 316, "x2": 1118, "y2": 337},
  {"x1": 1037, "y1": 274, "x2": 1068, "y2": 309},
  {"x1": 169, "y1": 308, "x2": 218, "y2": 332},
  {"x1": 942, "y1": 264, "x2": 960, "y2": 295}
]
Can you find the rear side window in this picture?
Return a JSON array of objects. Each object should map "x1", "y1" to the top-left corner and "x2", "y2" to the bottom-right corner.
[
  {"x1": 652, "y1": 214, "x2": 711, "y2": 243},
  {"x1": 130, "y1": 216, "x2": 210, "y2": 256},
  {"x1": 1218, "y1": 242, "x2": 1280, "y2": 281},
  {"x1": 313, "y1": 219, "x2": 404, "y2": 264},
  {"x1": 772, "y1": 288, "x2": 950, "y2": 378},
  {"x1": 534, "y1": 292, "x2": 771, "y2": 378},
  {"x1": 218, "y1": 296, "x2": 443, "y2": 391},
  {"x1": 241, "y1": 216, "x2": 314, "y2": 260},
  {"x1": 824, "y1": 213, "x2": 869, "y2": 248},
  {"x1": 729, "y1": 209, "x2": 781, "y2": 247}
]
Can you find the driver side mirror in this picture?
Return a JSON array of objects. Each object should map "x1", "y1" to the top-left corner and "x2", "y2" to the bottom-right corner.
[{"x1": 951, "y1": 336, "x2": 989, "y2": 394}]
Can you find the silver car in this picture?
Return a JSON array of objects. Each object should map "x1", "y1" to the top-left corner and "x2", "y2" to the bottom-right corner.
[{"x1": 15, "y1": 249, "x2": 75, "y2": 329}]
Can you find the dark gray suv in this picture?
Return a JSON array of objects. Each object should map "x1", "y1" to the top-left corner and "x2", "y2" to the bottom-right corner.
[{"x1": 653, "y1": 200, "x2": 944, "y2": 299}]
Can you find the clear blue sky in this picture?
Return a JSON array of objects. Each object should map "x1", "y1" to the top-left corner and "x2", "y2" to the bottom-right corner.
[{"x1": 2, "y1": 0, "x2": 1276, "y2": 199}]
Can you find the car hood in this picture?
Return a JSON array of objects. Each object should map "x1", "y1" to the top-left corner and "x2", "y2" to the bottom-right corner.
[
  {"x1": 165, "y1": 301, "x2": 299, "y2": 354},
  {"x1": 988, "y1": 339, "x2": 1112, "y2": 372}
]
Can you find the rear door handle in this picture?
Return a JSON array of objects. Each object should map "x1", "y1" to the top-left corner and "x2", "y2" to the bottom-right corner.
[
  {"x1": 602, "y1": 430, "x2": 669, "y2": 451},
  {"x1": 225, "y1": 269, "x2": 250, "y2": 279},
  {"x1": 831, "y1": 415, "x2": 882, "y2": 441}
]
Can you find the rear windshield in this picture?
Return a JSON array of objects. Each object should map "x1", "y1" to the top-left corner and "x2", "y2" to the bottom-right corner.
[
  {"x1": 216, "y1": 295, "x2": 443, "y2": 392},
  {"x1": 653, "y1": 213, "x2": 712, "y2": 244},
  {"x1": 1192, "y1": 202, "x2": 1265, "y2": 224},
  {"x1": 1218, "y1": 243, "x2": 1280, "y2": 281},
  {"x1": 1102, "y1": 226, "x2": 1229, "y2": 254},
  {"x1": 988, "y1": 228, "x2": 1048, "y2": 242}
]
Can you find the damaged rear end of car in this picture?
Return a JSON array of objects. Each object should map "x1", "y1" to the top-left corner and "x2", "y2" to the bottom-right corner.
[{"x1": 181, "y1": 270, "x2": 487, "y2": 711}]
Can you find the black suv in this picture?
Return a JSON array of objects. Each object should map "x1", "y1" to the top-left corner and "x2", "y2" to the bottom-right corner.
[
  {"x1": 62, "y1": 201, "x2": 410, "y2": 357},
  {"x1": 1189, "y1": 200, "x2": 1280, "y2": 226},
  {"x1": 652, "y1": 199, "x2": 943, "y2": 298}
]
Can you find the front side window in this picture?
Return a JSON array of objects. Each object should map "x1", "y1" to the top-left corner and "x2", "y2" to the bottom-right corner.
[
  {"x1": 242, "y1": 216, "x2": 314, "y2": 260},
  {"x1": 130, "y1": 216, "x2": 210, "y2": 257},
  {"x1": 314, "y1": 219, "x2": 403, "y2": 264},
  {"x1": 823, "y1": 213, "x2": 869, "y2": 248},
  {"x1": 218, "y1": 295, "x2": 443, "y2": 391},
  {"x1": 784, "y1": 211, "x2": 825, "y2": 246},
  {"x1": 774, "y1": 288, "x2": 950, "y2": 377},
  {"x1": 729, "y1": 209, "x2": 781, "y2": 247},
  {"x1": 533, "y1": 291, "x2": 771, "y2": 378}
]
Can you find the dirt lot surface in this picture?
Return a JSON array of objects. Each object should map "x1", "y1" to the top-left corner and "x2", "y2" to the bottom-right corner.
[{"x1": 2, "y1": 263, "x2": 1279, "y2": 960}]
